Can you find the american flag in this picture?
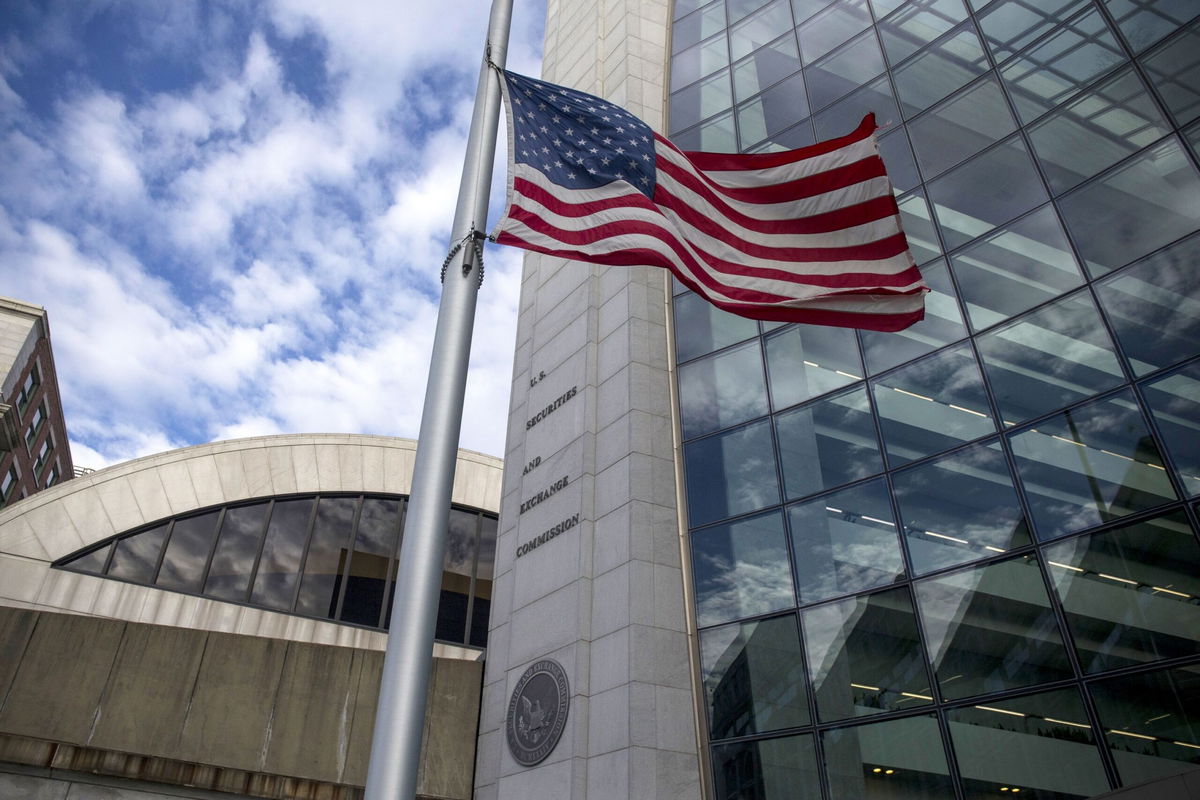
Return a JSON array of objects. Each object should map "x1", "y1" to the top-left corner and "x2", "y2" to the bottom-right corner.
[{"x1": 491, "y1": 70, "x2": 927, "y2": 332}]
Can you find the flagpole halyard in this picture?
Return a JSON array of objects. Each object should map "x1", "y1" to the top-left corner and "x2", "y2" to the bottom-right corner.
[{"x1": 363, "y1": 0, "x2": 512, "y2": 797}]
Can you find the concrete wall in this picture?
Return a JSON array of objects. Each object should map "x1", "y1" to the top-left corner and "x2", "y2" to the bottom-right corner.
[
  {"x1": 473, "y1": 0, "x2": 703, "y2": 797},
  {"x1": 0, "y1": 607, "x2": 483, "y2": 800},
  {"x1": 0, "y1": 434, "x2": 501, "y2": 655}
]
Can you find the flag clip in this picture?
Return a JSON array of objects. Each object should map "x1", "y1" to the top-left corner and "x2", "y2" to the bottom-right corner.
[{"x1": 440, "y1": 230, "x2": 487, "y2": 287}]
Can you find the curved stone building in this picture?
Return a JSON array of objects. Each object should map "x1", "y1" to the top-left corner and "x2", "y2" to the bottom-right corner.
[{"x1": 0, "y1": 433, "x2": 502, "y2": 800}]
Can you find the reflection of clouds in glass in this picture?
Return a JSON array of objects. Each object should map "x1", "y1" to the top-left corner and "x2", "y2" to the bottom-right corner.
[
  {"x1": 205, "y1": 503, "x2": 269, "y2": 598},
  {"x1": 694, "y1": 513, "x2": 793, "y2": 626},
  {"x1": 444, "y1": 509, "x2": 478, "y2": 575},
  {"x1": 679, "y1": 341, "x2": 768, "y2": 437},
  {"x1": 696, "y1": 552, "x2": 794, "y2": 627},
  {"x1": 355, "y1": 498, "x2": 401, "y2": 556},
  {"x1": 804, "y1": 599, "x2": 871, "y2": 686},
  {"x1": 158, "y1": 511, "x2": 220, "y2": 590},
  {"x1": 108, "y1": 524, "x2": 168, "y2": 581},
  {"x1": 251, "y1": 498, "x2": 312, "y2": 609}
]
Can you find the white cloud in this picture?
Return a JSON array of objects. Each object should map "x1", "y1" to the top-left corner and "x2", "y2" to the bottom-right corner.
[{"x1": 0, "y1": 0, "x2": 544, "y2": 471}]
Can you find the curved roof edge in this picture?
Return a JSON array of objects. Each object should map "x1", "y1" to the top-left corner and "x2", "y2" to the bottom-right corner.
[{"x1": 0, "y1": 434, "x2": 502, "y2": 655}]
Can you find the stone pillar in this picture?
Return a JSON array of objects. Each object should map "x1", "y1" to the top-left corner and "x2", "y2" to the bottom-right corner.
[{"x1": 473, "y1": 0, "x2": 702, "y2": 797}]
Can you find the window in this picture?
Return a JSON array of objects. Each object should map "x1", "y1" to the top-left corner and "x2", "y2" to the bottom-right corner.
[
  {"x1": 1, "y1": 464, "x2": 17, "y2": 505},
  {"x1": 16, "y1": 364, "x2": 39, "y2": 414},
  {"x1": 55, "y1": 493, "x2": 497, "y2": 647},
  {"x1": 32, "y1": 436, "x2": 52, "y2": 478},
  {"x1": 24, "y1": 401, "x2": 47, "y2": 450},
  {"x1": 43, "y1": 463, "x2": 60, "y2": 488}
]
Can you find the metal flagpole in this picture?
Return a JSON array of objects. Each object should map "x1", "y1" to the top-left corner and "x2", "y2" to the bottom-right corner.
[{"x1": 363, "y1": 0, "x2": 512, "y2": 796}]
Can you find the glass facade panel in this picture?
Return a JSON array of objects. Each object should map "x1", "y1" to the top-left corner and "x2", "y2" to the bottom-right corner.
[
  {"x1": 711, "y1": 734, "x2": 822, "y2": 800},
  {"x1": 674, "y1": 291, "x2": 760, "y2": 363},
  {"x1": 1101, "y1": 0, "x2": 1196, "y2": 52},
  {"x1": 340, "y1": 497, "x2": 401, "y2": 627},
  {"x1": 670, "y1": 69, "x2": 734, "y2": 132},
  {"x1": 672, "y1": 34, "x2": 731, "y2": 93},
  {"x1": 1090, "y1": 665, "x2": 1200, "y2": 785},
  {"x1": 948, "y1": 688, "x2": 1111, "y2": 799},
  {"x1": 204, "y1": 502, "x2": 269, "y2": 601},
  {"x1": 796, "y1": 0, "x2": 872, "y2": 63},
  {"x1": 999, "y1": 6, "x2": 1126, "y2": 125},
  {"x1": 873, "y1": 343, "x2": 996, "y2": 466},
  {"x1": 951, "y1": 205, "x2": 1084, "y2": 330},
  {"x1": 1009, "y1": 390, "x2": 1177, "y2": 540},
  {"x1": 788, "y1": 478, "x2": 905, "y2": 604},
  {"x1": 250, "y1": 497, "x2": 313, "y2": 611},
  {"x1": 877, "y1": 127, "x2": 921, "y2": 191},
  {"x1": 894, "y1": 440, "x2": 1031, "y2": 573},
  {"x1": 685, "y1": 420, "x2": 781, "y2": 527},
  {"x1": 107, "y1": 524, "x2": 168, "y2": 583},
  {"x1": 665, "y1": 0, "x2": 1200, "y2": 793},
  {"x1": 1058, "y1": 136, "x2": 1200, "y2": 277},
  {"x1": 732, "y1": 34, "x2": 801, "y2": 102},
  {"x1": 156, "y1": 511, "x2": 220, "y2": 593},
  {"x1": 672, "y1": 111, "x2": 739, "y2": 151},
  {"x1": 764, "y1": 323, "x2": 863, "y2": 409},
  {"x1": 1095, "y1": 233, "x2": 1200, "y2": 377},
  {"x1": 908, "y1": 75, "x2": 1016, "y2": 179},
  {"x1": 804, "y1": 586, "x2": 932, "y2": 721},
  {"x1": 294, "y1": 496, "x2": 357, "y2": 618},
  {"x1": 736, "y1": 72, "x2": 809, "y2": 147},
  {"x1": 701, "y1": 615, "x2": 811, "y2": 739},
  {"x1": 916, "y1": 554, "x2": 1073, "y2": 699},
  {"x1": 1044, "y1": 511, "x2": 1200, "y2": 673},
  {"x1": 813, "y1": 76, "x2": 900, "y2": 139},
  {"x1": 878, "y1": 0, "x2": 968, "y2": 66},
  {"x1": 730, "y1": 0, "x2": 794, "y2": 61},
  {"x1": 1142, "y1": 363, "x2": 1200, "y2": 496},
  {"x1": 892, "y1": 22, "x2": 989, "y2": 117},
  {"x1": 437, "y1": 507, "x2": 478, "y2": 643},
  {"x1": 1141, "y1": 22, "x2": 1200, "y2": 126},
  {"x1": 470, "y1": 515, "x2": 496, "y2": 647},
  {"x1": 861, "y1": 259, "x2": 967, "y2": 375},
  {"x1": 1028, "y1": 66, "x2": 1172, "y2": 195},
  {"x1": 805, "y1": 30, "x2": 885, "y2": 112},
  {"x1": 679, "y1": 339, "x2": 769, "y2": 438},
  {"x1": 693, "y1": 511, "x2": 795, "y2": 627},
  {"x1": 976, "y1": 0, "x2": 1088, "y2": 62},
  {"x1": 776, "y1": 385, "x2": 884, "y2": 500},
  {"x1": 823, "y1": 714, "x2": 955, "y2": 799},
  {"x1": 675, "y1": 1, "x2": 728, "y2": 52},
  {"x1": 975, "y1": 291, "x2": 1124, "y2": 425},
  {"x1": 928, "y1": 135, "x2": 1048, "y2": 249},
  {"x1": 894, "y1": 189, "x2": 943, "y2": 265}
]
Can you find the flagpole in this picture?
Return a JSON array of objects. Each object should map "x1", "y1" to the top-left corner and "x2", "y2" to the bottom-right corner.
[{"x1": 363, "y1": 0, "x2": 512, "y2": 796}]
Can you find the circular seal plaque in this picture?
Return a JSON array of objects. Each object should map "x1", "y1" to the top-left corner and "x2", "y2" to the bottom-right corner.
[{"x1": 505, "y1": 659, "x2": 570, "y2": 766}]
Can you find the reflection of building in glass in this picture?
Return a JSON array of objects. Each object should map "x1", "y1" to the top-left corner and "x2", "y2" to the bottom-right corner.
[
  {"x1": 0, "y1": 434, "x2": 499, "y2": 799},
  {"x1": 666, "y1": 0, "x2": 1200, "y2": 797},
  {"x1": 0, "y1": 297, "x2": 75, "y2": 507}
]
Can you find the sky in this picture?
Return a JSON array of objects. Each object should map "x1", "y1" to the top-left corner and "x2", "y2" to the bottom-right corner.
[{"x1": 0, "y1": 0, "x2": 545, "y2": 469}]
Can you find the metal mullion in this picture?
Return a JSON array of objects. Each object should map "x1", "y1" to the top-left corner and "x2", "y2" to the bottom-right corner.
[
  {"x1": 332, "y1": 495, "x2": 366, "y2": 622},
  {"x1": 195, "y1": 506, "x2": 228, "y2": 595},
  {"x1": 1123, "y1": 370, "x2": 1194, "y2": 506},
  {"x1": 932, "y1": 703, "x2": 968, "y2": 800},
  {"x1": 245, "y1": 498, "x2": 277, "y2": 604},
  {"x1": 288, "y1": 495, "x2": 325, "y2": 615},
  {"x1": 379, "y1": 497, "x2": 410, "y2": 630},
  {"x1": 462, "y1": 511, "x2": 483, "y2": 646},
  {"x1": 150, "y1": 518, "x2": 177, "y2": 585}
]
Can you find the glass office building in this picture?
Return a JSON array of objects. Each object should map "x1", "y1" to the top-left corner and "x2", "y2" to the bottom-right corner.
[{"x1": 666, "y1": 1, "x2": 1200, "y2": 797}]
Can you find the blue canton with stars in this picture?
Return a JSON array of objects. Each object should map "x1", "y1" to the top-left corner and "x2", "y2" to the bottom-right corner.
[{"x1": 503, "y1": 70, "x2": 657, "y2": 200}]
